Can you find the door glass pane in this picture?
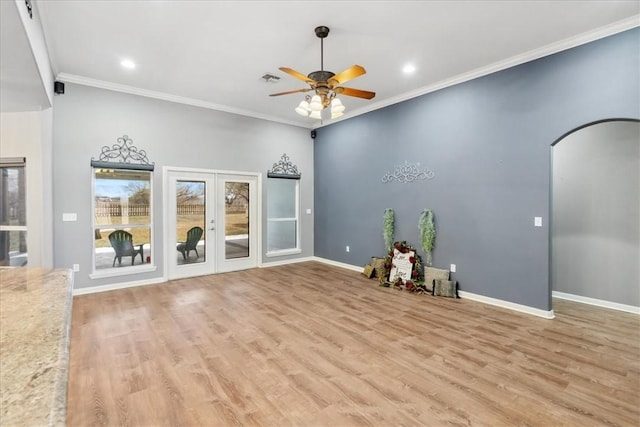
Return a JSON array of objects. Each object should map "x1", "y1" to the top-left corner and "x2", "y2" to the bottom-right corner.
[
  {"x1": 176, "y1": 181, "x2": 205, "y2": 265},
  {"x1": 225, "y1": 182, "x2": 249, "y2": 259}
]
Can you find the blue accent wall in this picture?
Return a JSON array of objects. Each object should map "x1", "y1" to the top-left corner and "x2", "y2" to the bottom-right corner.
[{"x1": 314, "y1": 28, "x2": 640, "y2": 311}]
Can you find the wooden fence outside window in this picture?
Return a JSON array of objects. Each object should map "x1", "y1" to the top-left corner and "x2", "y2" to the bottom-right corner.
[{"x1": 95, "y1": 202, "x2": 245, "y2": 217}]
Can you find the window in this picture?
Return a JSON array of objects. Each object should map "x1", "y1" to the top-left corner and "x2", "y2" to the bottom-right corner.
[
  {"x1": 0, "y1": 158, "x2": 27, "y2": 266},
  {"x1": 92, "y1": 168, "x2": 153, "y2": 273},
  {"x1": 267, "y1": 178, "x2": 299, "y2": 255}
]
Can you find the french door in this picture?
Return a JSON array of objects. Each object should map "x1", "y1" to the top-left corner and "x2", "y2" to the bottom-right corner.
[{"x1": 165, "y1": 168, "x2": 258, "y2": 280}]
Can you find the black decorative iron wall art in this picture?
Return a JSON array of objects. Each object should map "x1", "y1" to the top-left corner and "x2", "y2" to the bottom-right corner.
[
  {"x1": 268, "y1": 153, "x2": 301, "y2": 179},
  {"x1": 90, "y1": 135, "x2": 155, "y2": 171}
]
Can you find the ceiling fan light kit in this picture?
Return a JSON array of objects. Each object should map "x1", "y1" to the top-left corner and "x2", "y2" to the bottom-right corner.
[
  {"x1": 295, "y1": 99, "x2": 311, "y2": 116},
  {"x1": 270, "y1": 25, "x2": 375, "y2": 120},
  {"x1": 309, "y1": 110, "x2": 322, "y2": 120},
  {"x1": 309, "y1": 95, "x2": 323, "y2": 111}
]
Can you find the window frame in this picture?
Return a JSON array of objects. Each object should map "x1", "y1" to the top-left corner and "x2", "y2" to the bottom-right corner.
[
  {"x1": 89, "y1": 167, "x2": 156, "y2": 278},
  {"x1": 0, "y1": 158, "x2": 28, "y2": 267},
  {"x1": 266, "y1": 177, "x2": 301, "y2": 257}
]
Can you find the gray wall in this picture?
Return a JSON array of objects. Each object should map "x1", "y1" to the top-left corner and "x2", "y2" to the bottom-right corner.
[
  {"x1": 552, "y1": 120, "x2": 639, "y2": 306},
  {"x1": 314, "y1": 28, "x2": 640, "y2": 311},
  {"x1": 53, "y1": 83, "x2": 313, "y2": 290}
]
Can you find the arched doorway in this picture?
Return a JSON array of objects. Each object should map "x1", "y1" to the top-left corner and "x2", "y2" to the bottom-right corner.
[{"x1": 551, "y1": 119, "x2": 639, "y2": 312}]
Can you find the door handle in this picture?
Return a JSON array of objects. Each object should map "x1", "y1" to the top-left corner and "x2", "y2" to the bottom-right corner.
[{"x1": 210, "y1": 227, "x2": 215, "y2": 231}]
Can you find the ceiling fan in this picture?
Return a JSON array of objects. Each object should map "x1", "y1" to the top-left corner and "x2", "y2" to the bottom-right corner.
[{"x1": 270, "y1": 26, "x2": 375, "y2": 119}]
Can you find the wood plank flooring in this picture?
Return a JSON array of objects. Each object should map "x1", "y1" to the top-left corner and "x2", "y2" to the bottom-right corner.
[{"x1": 67, "y1": 262, "x2": 640, "y2": 426}]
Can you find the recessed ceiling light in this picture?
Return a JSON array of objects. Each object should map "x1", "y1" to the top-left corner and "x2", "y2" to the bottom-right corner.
[
  {"x1": 120, "y1": 59, "x2": 136, "y2": 69},
  {"x1": 402, "y1": 64, "x2": 416, "y2": 74}
]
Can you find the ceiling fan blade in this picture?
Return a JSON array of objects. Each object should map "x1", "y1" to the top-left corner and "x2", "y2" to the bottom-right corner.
[
  {"x1": 329, "y1": 65, "x2": 366, "y2": 85},
  {"x1": 269, "y1": 88, "x2": 313, "y2": 97},
  {"x1": 338, "y1": 87, "x2": 376, "y2": 100},
  {"x1": 279, "y1": 67, "x2": 314, "y2": 83}
]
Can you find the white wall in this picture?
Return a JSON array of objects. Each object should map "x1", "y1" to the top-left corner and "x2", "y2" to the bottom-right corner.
[
  {"x1": 0, "y1": 110, "x2": 54, "y2": 267},
  {"x1": 52, "y1": 83, "x2": 313, "y2": 290},
  {"x1": 552, "y1": 120, "x2": 640, "y2": 307}
]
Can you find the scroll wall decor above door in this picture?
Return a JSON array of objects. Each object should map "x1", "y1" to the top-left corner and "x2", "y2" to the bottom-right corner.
[
  {"x1": 267, "y1": 153, "x2": 301, "y2": 179},
  {"x1": 90, "y1": 135, "x2": 155, "y2": 171}
]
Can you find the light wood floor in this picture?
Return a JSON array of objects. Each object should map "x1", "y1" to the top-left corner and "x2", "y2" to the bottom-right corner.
[{"x1": 67, "y1": 262, "x2": 640, "y2": 426}]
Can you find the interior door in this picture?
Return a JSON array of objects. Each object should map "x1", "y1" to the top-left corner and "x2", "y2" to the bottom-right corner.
[
  {"x1": 216, "y1": 174, "x2": 258, "y2": 272},
  {"x1": 167, "y1": 171, "x2": 216, "y2": 279}
]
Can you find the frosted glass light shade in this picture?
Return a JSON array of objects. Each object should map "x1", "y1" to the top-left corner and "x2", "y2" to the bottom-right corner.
[
  {"x1": 331, "y1": 111, "x2": 344, "y2": 119},
  {"x1": 309, "y1": 110, "x2": 322, "y2": 120},
  {"x1": 330, "y1": 98, "x2": 345, "y2": 113},
  {"x1": 309, "y1": 95, "x2": 323, "y2": 111},
  {"x1": 295, "y1": 100, "x2": 310, "y2": 116}
]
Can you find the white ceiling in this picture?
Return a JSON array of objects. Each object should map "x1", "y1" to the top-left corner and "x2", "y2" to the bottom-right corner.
[{"x1": 15, "y1": 1, "x2": 640, "y2": 127}]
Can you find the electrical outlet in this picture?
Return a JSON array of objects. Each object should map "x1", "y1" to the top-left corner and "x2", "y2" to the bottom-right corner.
[
  {"x1": 346, "y1": 246, "x2": 350, "y2": 252},
  {"x1": 72, "y1": 264, "x2": 80, "y2": 272},
  {"x1": 450, "y1": 264, "x2": 456, "y2": 273},
  {"x1": 534, "y1": 217, "x2": 543, "y2": 227},
  {"x1": 306, "y1": 208, "x2": 312, "y2": 214}
]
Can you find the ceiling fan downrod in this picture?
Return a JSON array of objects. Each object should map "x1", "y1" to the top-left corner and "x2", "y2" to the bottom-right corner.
[{"x1": 315, "y1": 26, "x2": 330, "y2": 72}]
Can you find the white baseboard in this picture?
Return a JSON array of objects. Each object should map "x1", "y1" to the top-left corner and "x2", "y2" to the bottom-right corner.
[
  {"x1": 552, "y1": 291, "x2": 640, "y2": 315},
  {"x1": 260, "y1": 256, "x2": 316, "y2": 268},
  {"x1": 73, "y1": 277, "x2": 165, "y2": 296},
  {"x1": 458, "y1": 290, "x2": 555, "y2": 319},
  {"x1": 73, "y1": 257, "x2": 558, "y2": 320},
  {"x1": 76, "y1": 257, "x2": 314, "y2": 294},
  {"x1": 313, "y1": 257, "x2": 555, "y2": 319},
  {"x1": 312, "y1": 257, "x2": 364, "y2": 273},
  {"x1": 75, "y1": 257, "x2": 316, "y2": 295}
]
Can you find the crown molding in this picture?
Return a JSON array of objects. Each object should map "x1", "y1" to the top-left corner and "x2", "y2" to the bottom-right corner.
[
  {"x1": 54, "y1": 15, "x2": 638, "y2": 131},
  {"x1": 55, "y1": 73, "x2": 312, "y2": 129},
  {"x1": 317, "y1": 15, "x2": 640, "y2": 129}
]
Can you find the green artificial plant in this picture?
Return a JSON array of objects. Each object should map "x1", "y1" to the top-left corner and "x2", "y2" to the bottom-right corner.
[
  {"x1": 418, "y1": 209, "x2": 436, "y2": 266},
  {"x1": 383, "y1": 208, "x2": 395, "y2": 251}
]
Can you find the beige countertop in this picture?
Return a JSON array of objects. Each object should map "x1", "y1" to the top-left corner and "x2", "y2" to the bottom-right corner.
[{"x1": 0, "y1": 268, "x2": 73, "y2": 427}]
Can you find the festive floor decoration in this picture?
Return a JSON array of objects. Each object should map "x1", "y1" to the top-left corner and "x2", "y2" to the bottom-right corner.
[{"x1": 378, "y1": 241, "x2": 428, "y2": 293}]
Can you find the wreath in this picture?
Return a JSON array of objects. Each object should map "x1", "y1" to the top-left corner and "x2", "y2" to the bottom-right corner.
[{"x1": 378, "y1": 241, "x2": 428, "y2": 293}]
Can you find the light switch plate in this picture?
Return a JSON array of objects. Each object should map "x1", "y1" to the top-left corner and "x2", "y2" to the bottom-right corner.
[
  {"x1": 306, "y1": 209, "x2": 311, "y2": 214},
  {"x1": 62, "y1": 213, "x2": 77, "y2": 222},
  {"x1": 534, "y1": 217, "x2": 542, "y2": 227},
  {"x1": 450, "y1": 264, "x2": 456, "y2": 273}
]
